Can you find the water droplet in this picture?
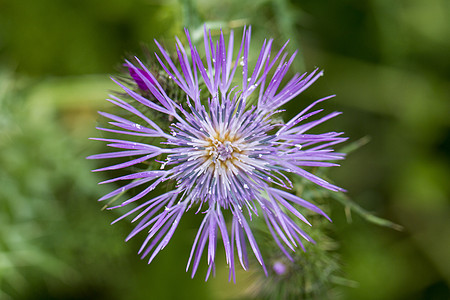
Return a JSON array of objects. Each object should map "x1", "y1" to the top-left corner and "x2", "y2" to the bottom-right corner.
[
  {"x1": 244, "y1": 184, "x2": 249, "y2": 189},
  {"x1": 248, "y1": 85, "x2": 256, "y2": 92}
]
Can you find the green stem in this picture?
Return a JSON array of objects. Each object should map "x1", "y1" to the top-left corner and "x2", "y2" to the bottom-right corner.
[
  {"x1": 333, "y1": 192, "x2": 404, "y2": 231},
  {"x1": 180, "y1": 0, "x2": 201, "y2": 29},
  {"x1": 339, "y1": 136, "x2": 371, "y2": 154},
  {"x1": 273, "y1": 0, "x2": 305, "y2": 72}
]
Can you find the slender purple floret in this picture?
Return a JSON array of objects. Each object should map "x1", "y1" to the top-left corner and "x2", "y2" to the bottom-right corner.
[
  {"x1": 128, "y1": 66, "x2": 156, "y2": 90},
  {"x1": 88, "y1": 25, "x2": 347, "y2": 281}
]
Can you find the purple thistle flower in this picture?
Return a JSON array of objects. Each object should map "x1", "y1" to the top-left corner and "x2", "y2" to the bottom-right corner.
[{"x1": 88, "y1": 25, "x2": 347, "y2": 281}]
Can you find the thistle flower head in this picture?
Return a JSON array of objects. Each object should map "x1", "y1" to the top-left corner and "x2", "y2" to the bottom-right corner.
[{"x1": 88, "y1": 25, "x2": 347, "y2": 281}]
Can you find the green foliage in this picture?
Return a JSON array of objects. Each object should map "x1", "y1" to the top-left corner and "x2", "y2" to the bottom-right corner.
[{"x1": 0, "y1": 69, "x2": 117, "y2": 298}]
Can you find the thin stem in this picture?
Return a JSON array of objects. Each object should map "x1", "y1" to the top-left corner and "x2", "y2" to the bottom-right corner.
[
  {"x1": 180, "y1": 0, "x2": 201, "y2": 30},
  {"x1": 332, "y1": 192, "x2": 404, "y2": 231},
  {"x1": 273, "y1": 0, "x2": 305, "y2": 72}
]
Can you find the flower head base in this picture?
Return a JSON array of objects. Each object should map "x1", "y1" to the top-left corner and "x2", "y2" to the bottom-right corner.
[{"x1": 88, "y1": 25, "x2": 347, "y2": 281}]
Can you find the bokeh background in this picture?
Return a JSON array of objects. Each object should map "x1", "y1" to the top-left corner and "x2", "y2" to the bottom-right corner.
[{"x1": 1, "y1": 0, "x2": 449, "y2": 299}]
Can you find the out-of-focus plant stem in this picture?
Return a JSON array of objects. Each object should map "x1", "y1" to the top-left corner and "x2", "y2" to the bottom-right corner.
[
  {"x1": 180, "y1": 0, "x2": 201, "y2": 30},
  {"x1": 333, "y1": 192, "x2": 404, "y2": 231},
  {"x1": 273, "y1": 0, "x2": 305, "y2": 72}
]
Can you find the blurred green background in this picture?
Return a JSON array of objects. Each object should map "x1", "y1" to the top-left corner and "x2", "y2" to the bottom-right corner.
[{"x1": 1, "y1": 0, "x2": 449, "y2": 299}]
